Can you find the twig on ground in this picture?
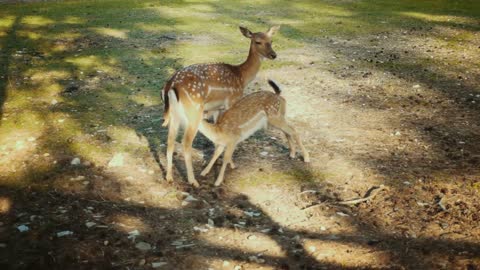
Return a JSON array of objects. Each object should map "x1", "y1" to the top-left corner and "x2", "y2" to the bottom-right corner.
[
  {"x1": 299, "y1": 189, "x2": 318, "y2": 195},
  {"x1": 338, "y1": 185, "x2": 387, "y2": 205},
  {"x1": 301, "y1": 202, "x2": 324, "y2": 210}
]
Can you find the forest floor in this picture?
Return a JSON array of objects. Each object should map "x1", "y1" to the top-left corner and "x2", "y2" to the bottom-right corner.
[{"x1": 1, "y1": 0, "x2": 480, "y2": 269}]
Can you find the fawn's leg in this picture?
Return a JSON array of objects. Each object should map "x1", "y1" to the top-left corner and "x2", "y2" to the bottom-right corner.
[
  {"x1": 269, "y1": 117, "x2": 310, "y2": 162},
  {"x1": 214, "y1": 143, "x2": 235, "y2": 186},
  {"x1": 201, "y1": 144, "x2": 225, "y2": 176}
]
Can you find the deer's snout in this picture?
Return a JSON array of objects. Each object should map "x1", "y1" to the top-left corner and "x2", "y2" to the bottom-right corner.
[{"x1": 269, "y1": 52, "x2": 277, "y2": 59}]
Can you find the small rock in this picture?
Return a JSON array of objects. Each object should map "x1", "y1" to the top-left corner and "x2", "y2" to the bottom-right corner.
[
  {"x1": 309, "y1": 246, "x2": 316, "y2": 252},
  {"x1": 108, "y1": 153, "x2": 124, "y2": 167},
  {"x1": 260, "y1": 151, "x2": 268, "y2": 156},
  {"x1": 71, "y1": 157, "x2": 81, "y2": 166},
  {"x1": 85, "y1": 222, "x2": 96, "y2": 228},
  {"x1": 175, "y1": 243, "x2": 195, "y2": 249},
  {"x1": 51, "y1": 99, "x2": 58, "y2": 105},
  {"x1": 17, "y1": 225, "x2": 29, "y2": 232},
  {"x1": 223, "y1": 261, "x2": 230, "y2": 267},
  {"x1": 193, "y1": 226, "x2": 208, "y2": 233},
  {"x1": 413, "y1": 84, "x2": 421, "y2": 89},
  {"x1": 56, "y1": 231, "x2": 73, "y2": 237},
  {"x1": 248, "y1": 256, "x2": 265, "y2": 264},
  {"x1": 128, "y1": 229, "x2": 140, "y2": 239},
  {"x1": 320, "y1": 226, "x2": 327, "y2": 231},
  {"x1": 135, "y1": 241, "x2": 152, "y2": 251},
  {"x1": 336, "y1": 212, "x2": 349, "y2": 217},
  {"x1": 152, "y1": 262, "x2": 168, "y2": 268},
  {"x1": 138, "y1": 259, "x2": 146, "y2": 266},
  {"x1": 82, "y1": 181, "x2": 89, "y2": 185},
  {"x1": 70, "y1": 175, "x2": 85, "y2": 181},
  {"x1": 403, "y1": 181, "x2": 411, "y2": 185},
  {"x1": 207, "y1": 218, "x2": 214, "y2": 227},
  {"x1": 394, "y1": 131, "x2": 401, "y2": 136},
  {"x1": 244, "y1": 210, "x2": 261, "y2": 217},
  {"x1": 234, "y1": 266, "x2": 242, "y2": 270},
  {"x1": 247, "y1": 234, "x2": 257, "y2": 240}
]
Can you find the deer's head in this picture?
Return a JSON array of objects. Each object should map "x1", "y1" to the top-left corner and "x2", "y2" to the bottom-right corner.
[{"x1": 240, "y1": 25, "x2": 280, "y2": 60}]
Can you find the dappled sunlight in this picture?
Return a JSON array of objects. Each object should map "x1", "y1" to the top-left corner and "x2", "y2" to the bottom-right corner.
[
  {"x1": 62, "y1": 16, "x2": 85, "y2": 25},
  {"x1": 198, "y1": 229, "x2": 285, "y2": 258},
  {"x1": 0, "y1": 197, "x2": 12, "y2": 214},
  {"x1": 17, "y1": 30, "x2": 42, "y2": 40},
  {"x1": 303, "y1": 238, "x2": 392, "y2": 267},
  {"x1": 111, "y1": 213, "x2": 150, "y2": 233},
  {"x1": 0, "y1": 15, "x2": 16, "y2": 28},
  {"x1": 65, "y1": 55, "x2": 119, "y2": 74},
  {"x1": 134, "y1": 22, "x2": 173, "y2": 34},
  {"x1": 21, "y1": 16, "x2": 55, "y2": 27},
  {"x1": 92, "y1": 27, "x2": 129, "y2": 39},
  {"x1": 401, "y1": 11, "x2": 475, "y2": 24}
]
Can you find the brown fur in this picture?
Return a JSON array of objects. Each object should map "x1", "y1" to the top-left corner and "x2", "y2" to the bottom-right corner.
[
  {"x1": 198, "y1": 84, "x2": 310, "y2": 186},
  {"x1": 163, "y1": 26, "x2": 280, "y2": 187}
]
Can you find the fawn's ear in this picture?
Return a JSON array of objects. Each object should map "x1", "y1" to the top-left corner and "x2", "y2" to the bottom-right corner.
[
  {"x1": 266, "y1": 25, "x2": 280, "y2": 37},
  {"x1": 239, "y1": 26, "x2": 253, "y2": 38}
]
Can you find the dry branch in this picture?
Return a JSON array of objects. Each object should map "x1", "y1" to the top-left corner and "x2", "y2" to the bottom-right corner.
[{"x1": 338, "y1": 185, "x2": 387, "y2": 205}]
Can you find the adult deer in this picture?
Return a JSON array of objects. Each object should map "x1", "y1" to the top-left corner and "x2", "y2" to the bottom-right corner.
[{"x1": 162, "y1": 26, "x2": 280, "y2": 187}]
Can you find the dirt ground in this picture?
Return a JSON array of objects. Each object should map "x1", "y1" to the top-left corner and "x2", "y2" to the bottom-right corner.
[{"x1": 1, "y1": 1, "x2": 480, "y2": 269}]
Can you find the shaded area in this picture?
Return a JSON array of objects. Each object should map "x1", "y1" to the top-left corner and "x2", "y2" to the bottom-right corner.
[{"x1": 0, "y1": 16, "x2": 21, "y2": 125}]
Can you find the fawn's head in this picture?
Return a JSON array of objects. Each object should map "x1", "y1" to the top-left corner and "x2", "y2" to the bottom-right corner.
[{"x1": 240, "y1": 25, "x2": 280, "y2": 60}]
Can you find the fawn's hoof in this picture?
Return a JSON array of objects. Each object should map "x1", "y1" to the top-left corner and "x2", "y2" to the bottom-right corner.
[
  {"x1": 190, "y1": 180, "x2": 200, "y2": 188},
  {"x1": 166, "y1": 175, "x2": 174, "y2": 182},
  {"x1": 304, "y1": 156, "x2": 311, "y2": 163}
]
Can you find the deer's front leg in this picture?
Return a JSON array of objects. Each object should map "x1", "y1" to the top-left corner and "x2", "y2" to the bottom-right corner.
[
  {"x1": 201, "y1": 144, "x2": 225, "y2": 176},
  {"x1": 214, "y1": 144, "x2": 235, "y2": 186}
]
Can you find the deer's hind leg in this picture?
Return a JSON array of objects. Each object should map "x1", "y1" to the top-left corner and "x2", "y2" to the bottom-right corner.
[
  {"x1": 166, "y1": 112, "x2": 180, "y2": 182},
  {"x1": 268, "y1": 117, "x2": 310, "y2": 162},
  {"x1": 181, "y1": 104, "x2": 205, "y2": 187}
]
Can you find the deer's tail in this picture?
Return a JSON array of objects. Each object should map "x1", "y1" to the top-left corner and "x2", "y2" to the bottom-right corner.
[{"x1": 268, "y1": 79, "x2": 281, "y2": 95}]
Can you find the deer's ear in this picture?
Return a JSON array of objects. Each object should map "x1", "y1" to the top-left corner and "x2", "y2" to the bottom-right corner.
[
  {"x1": 266, "y1": 25, "x2": 280, "y2": 37},
  {"x1": 239, "y1": 26, "x2": 253, "y2": 38}
]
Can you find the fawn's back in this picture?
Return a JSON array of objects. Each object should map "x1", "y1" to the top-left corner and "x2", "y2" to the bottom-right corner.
[{"x1": 216, "y1": 91, "x2": 285, "y2": 138}]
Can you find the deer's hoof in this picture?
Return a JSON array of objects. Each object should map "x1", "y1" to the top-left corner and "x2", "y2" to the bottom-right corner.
[
  {"x1": 166, "y1": 175, "x2": 174, "y2": 182},
  {"x1": 190, "y1": 180, "x2": 200, "y2": 188}
]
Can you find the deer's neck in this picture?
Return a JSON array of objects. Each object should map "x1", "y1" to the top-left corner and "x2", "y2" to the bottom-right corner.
[
  {"x1": 238, "y1": 42, "x2": 261, "y2": 88},
  {"x1": 198, "y1": 120, "x2": 221, "y2": 143}
]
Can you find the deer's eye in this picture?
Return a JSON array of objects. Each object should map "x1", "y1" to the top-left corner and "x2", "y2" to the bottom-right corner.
[{"x1": 255, "y1": 41, "x2": 262, "y2": 45}]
